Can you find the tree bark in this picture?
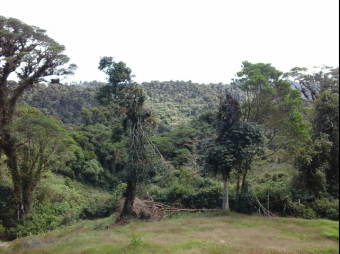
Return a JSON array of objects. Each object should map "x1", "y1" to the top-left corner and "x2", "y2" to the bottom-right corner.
[
  {"x1": 3, "y1": 139, "x2": 25, "y2": 219},
  {"x1": 241, "y1": 169, "x2": 248, "y2": 193},
  {"x1": 222, "y1": 176, "x2": 230, "y2": 211},
  {"x1": 236, "y1": 169, "x2": 241, "y2": 196},
  {"x1": 121, "y1": 180, "x2": 137, "y2": 218}
]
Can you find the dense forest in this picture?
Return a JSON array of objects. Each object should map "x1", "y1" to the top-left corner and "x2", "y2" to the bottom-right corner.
[
  {"x1": 20, "y1": 80, "x2": 244, "y2": 130},
  {"x1": 0, "y1": 16, "x2": 339, "y2": 241}
]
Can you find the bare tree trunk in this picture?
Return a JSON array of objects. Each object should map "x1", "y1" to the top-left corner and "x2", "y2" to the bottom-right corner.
[
  {"x1": 121, "y1": 180, "x2": 137, "y2": 218},
  {"x1": 241, "y1": 169, "x2": 248, "y2": 193},
  {"x1": 236, "y1": 169, "x2": 241, "y2": 196},
  {"x1": 222, "y1": 176, "x2": 230, "y2": 211},
  {"x1": 3, "y1": 136, "x2": 25, "y2": 220}
]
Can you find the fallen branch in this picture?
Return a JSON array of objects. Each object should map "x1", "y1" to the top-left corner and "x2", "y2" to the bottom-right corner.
[{"x1": 255, "y1": 197, "x2": 277, "y2": 217}]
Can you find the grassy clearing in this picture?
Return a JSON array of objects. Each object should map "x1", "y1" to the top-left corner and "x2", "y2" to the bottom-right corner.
[{"x1": 1, "y1": 212, "x2": 338, "y2": 254}]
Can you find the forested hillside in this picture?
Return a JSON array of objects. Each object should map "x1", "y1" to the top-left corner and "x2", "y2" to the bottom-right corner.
[
  {"x1": 1, "y1": 16, "x2": 339, "y2": 247},
  {"x1": 21, "y1": 82, "x2": 102, "y2": 126},
  {"x1": 21, "y1": 80, "x2": 244, "y2": 129},
  {"x1": 142, "y1": 81, "x2": 244, "y2": 130}
]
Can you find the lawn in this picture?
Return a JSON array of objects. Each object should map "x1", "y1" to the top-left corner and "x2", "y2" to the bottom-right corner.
[{"x1": 1, "y1": 212, "x2": 339, "y2": 254}]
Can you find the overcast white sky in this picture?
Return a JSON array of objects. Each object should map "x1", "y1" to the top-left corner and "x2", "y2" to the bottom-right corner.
[{"x1": 1, "y1": 0, "x2": 339, "y2": 84}]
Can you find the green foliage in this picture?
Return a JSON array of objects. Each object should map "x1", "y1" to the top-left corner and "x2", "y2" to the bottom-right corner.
[
  {"x1": 96, "y1": 57, "x2": 166, "y2": 217},
  {"x1": 0, "y1": 186, "x2": 17, "y2": 230},
  {"x1": 230, "y1": 193, "x2": 258, "y2": 215},
  {"x1": 286, "y1": 66, "x2": 339, "y2": 101},
  {"x1": 2, "y1": 172, "x2": 123, "y2": 237},
  {"x1": 22, "y1": 83, "x2": 101, "y2": 126},
  {"x1": 79, "y1": 184, "x2": 125, "y2": 220},
  {"x1": 149, "y1": 170, "x2": 222, "y2": 208},
  {"x1": 202, "y1": 122, "x2": 266, "y2": 183},
  {"x1": 300, "y1": 208, "x2": 317, "y2": 220},
  {"x1": 312, "y1": 199, "x2": 339, "y2": 221},
  {"x1": 96, "y1": 57, "x2": 133, "y2": 107},
  {"x1": 22, "y1": 81, "x2": 243, "y2": 130},
  {"x1": 18, "y1": 201, "x2": 77, "y2": 236},
  {"x1": 234, "y1": 61, "x2": 308, "y2": 150},
  {"x1": 129, "y1": 233, "x2": 143, "y2": 247},
  {"x1": 143, "y1": 81, "x2": 244, "y2": 129},
  {"x1": 0, "y1": 16, "x2": 76, "y2": 85},
  {"x1": 0, "y1": 18, "x2": 77, "y2": 224},
  {"x1": 322, "y1": 223, "x2": 339, "y2": 241},
  {"x1": 172, "y1": 148, "x2": 191, "y2": 168},
  {"x1": 313, "y1": 92, "x2": 339, "y2": 197},
  {"x1": 82, "y1": 159, "x2": 104, "y2": 182},
  {"x1": 294, "y1": 91, "x2": 339, "y2": 199},
  {"x1": 66, "y1": 124, "x2": 122, "y2": 189},
  {"x1": 3, "y1": 105, "x2": 71, "y2": 217},
  {"x1": 1, "y1": 36, "x2": 338, "y2": 236},
  {"x1": 182, "y1": 186, "x2": 223, "y2": 209}
]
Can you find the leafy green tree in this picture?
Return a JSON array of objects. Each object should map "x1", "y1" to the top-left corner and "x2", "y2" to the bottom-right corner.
[
  {"x1": 203, "y1": 95, "x2": 265, "y2": 210},
  {"x1": 227, "y1": 123, "x2": 266, "y2": 196},
  {"x1": 294, "y1": 91, "x2": 339, "y2": 199},
  {"x1": 233, "y1": 61, "x2": 307, "y2": 152},
  {"x1": 5, "y1": 105, "x2": 67, "y2": 215},
  {"x1": 0, "y1": 16, "x2": 76, "y2": 219}
]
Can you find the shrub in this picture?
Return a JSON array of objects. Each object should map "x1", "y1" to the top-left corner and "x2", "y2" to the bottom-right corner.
[
  {"x1": 78, "y1": 197, "x2": 117, "y2": 220},
  {"x1": 300, "y1": 207, "x2": 317, "y2": 220},
  {"x1": 17, "y1": 200, "x2": 81, "y2": 236},
  {"x1": 312, "y1": 198, "x2": 339, "y2": 221},
  {"x1": 182, "y1": 186, "x2": 223, "y2": 209},
  {"x1": 230, "y1": 193, "x2": 258, "y2": 215},
  {"x1": 0, "y1": 186, "x2": 17, "y2": 231},
  {"x1": 78, "y1": 184, "x2": 125, "y2": 220}
]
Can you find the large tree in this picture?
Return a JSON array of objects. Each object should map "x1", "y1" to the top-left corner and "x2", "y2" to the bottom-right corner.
[
  {"x1": 7, "y1": 105, "x2": 67, "y2": 212},
  {"x1": 0, "y1": 16, "x2": 76, "y2": 219},
  {"x1": 97, "y1": 57, "x2": 164, "y2": 218},
  {"x1": 287, "y1": 66, "x2": 339, "y2": 199},
  {"x1": 203, "y1": 95, "x2": 265, "y2": 210},
  {"x1": 232, "y1": 61, "x2": 307, "y2": 152},
  {"x1": 294, "y1": 91, "x2": 339, "y2": 199}
]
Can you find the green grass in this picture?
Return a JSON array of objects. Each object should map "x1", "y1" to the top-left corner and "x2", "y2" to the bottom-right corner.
[
  {"x1": 322, "y1": 223, "x2": 339, "y2": 241},
  {"x1": 2, "y1": 212, "x2": 338, "y2": 254}
]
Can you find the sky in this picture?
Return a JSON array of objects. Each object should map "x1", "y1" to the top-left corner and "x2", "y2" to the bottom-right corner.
[{"x1": 1, "y1": 0, "x2": 339, "y2": 84}]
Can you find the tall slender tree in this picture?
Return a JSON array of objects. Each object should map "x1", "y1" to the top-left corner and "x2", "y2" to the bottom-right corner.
[{"x1": 97, "y1": 57, "x2": 164, "y2": 218}]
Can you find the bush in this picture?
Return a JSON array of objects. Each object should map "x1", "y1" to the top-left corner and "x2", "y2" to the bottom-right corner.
[
  {"x1": 312, "y1": 198, "x2": 339, "y2": 221},
  {"x1": 78, "y1": 197, "x2": 117, "y2": 220},
  {"x1": 300, "y1": 207, "x2": 317, "y2": 220},
  {"x1": 18, "y1": 201, "x2": 76, "y2": 236},
  {"x1": 182, "y1": 186, "x2": 222, "y2": 209},
  {"x1": 78, "y1": 184, "x2": 125, "y2": 220},
  {"x1": 230, "y1": 193, "x2": 257, "y2": 215},
  {"x1": 0, "y1": 186, "x2": 17, "y2": 231}
]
